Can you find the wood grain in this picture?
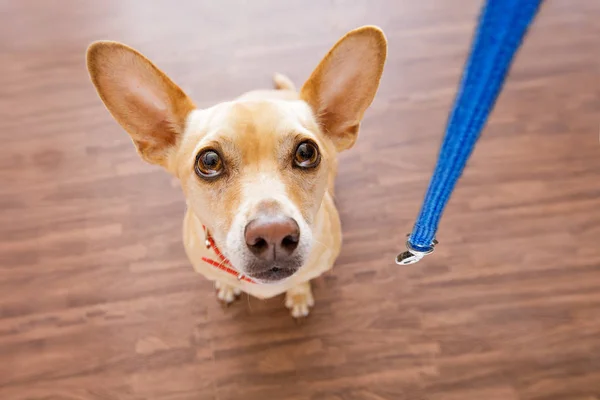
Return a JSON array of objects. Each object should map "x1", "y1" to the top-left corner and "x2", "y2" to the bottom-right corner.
[{"x1": 1, "y1": 1, "x2": 599, "y2": 399}]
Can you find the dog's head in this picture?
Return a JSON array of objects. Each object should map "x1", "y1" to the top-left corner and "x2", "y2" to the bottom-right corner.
[{"x1": 86, "y1": 26, "x2": 386, "y2": 283}]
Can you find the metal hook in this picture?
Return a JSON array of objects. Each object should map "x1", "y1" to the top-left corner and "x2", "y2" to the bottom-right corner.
[{"x1": 396, "y1": 236, "x2": 438, "y2": 265}]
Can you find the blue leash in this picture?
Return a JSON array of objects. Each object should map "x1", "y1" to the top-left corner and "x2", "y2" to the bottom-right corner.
[{"x1": 396, "y1": 0, "x2": 544, "y2": 265}]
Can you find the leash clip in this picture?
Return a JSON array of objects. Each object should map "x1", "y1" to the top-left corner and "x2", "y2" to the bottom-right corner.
[{"x1": 396, "y1": 236, "x2": 438, "y2": 266}]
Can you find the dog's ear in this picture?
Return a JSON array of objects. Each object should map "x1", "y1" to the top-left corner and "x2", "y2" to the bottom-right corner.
[
  {"x1": 86, "y1": 41, "x2": 195, "y2": 166},
  {"x1": 300, "y1": 26, "x2": 387, "y2": 151}
]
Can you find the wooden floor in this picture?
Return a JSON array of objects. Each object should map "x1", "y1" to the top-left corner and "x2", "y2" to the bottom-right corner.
[{"x1": 1, "y1": 1, "x2": 600, "y2": 399}]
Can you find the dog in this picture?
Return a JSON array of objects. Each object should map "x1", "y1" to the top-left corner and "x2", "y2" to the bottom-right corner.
[{"x1": 86, "y1": 26, "x2": 387, "y2": 318}]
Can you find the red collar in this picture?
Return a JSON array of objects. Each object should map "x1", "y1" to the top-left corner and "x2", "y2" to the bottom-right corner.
[{"x1": 201, "y1": 226, "x2": 256, "y2": 284}]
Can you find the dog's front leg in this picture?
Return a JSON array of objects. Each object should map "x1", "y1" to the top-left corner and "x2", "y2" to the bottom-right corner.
[
  {"x1": 285, "y1": 281, "x2": 314, "y2": 318},
  {"x1": 215, "y1": 281, "x2": 241, "y2": 304}
]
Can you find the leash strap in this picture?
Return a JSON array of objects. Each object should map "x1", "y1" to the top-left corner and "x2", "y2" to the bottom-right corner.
[{"x1": 397, "y1": 0, "x2": 543, "y2": 265}]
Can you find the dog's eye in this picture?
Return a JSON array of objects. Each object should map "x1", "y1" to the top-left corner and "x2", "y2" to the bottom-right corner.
[
  {"x1": 294, "y1": 141, "x2": 320, "y2": 169},
  {"x1": 195, "y1": 150, "x2": 224, "y2": 179}
]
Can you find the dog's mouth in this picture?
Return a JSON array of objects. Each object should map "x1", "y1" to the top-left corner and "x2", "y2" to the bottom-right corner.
[
  {"x1": 244, "y1": 261, "x2": 300, "y2": 283},
  {"x1": 247, "y1": 266, "x2": 297, "y2": 283}
]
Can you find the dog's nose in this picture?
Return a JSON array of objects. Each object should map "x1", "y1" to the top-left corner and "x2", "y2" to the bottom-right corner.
[{"x1": 244, "y1": 216, "x2": 300, "y2": 260}]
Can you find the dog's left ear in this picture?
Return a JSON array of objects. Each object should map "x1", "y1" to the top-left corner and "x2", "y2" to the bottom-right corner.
[
  {"x1": 86, "y1": 41, "x2": 195, "y2": 167},
  {"x1": 301, "y1": 26, "x2": 387, "y2": 151}
]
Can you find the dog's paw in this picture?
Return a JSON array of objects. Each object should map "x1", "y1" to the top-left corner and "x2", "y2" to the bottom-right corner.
[
  {"x1": 215, "y1": 281, "x2": 241, "y2": 304},
  {"x1": 285, "y1": 282, "x2": 314, "y2": 318}
]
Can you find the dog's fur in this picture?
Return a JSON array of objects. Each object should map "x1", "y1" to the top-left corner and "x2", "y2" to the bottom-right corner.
[{"x1": 86, "y1": 26, "x2": 387, "y2": 317}]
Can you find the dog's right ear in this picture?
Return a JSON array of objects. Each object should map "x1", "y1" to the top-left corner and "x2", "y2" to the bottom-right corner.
[
  {"x1": 300, "y1": 26, "x2": 387, "y2": 152},
  {"x1": 86, "y1": 41, "x2": 195, "y2": 166}
]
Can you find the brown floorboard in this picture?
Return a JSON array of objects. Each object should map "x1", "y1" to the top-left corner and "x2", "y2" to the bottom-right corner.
[{"x1": 1, "y1": 1, "x2": 599, "y2": 399}]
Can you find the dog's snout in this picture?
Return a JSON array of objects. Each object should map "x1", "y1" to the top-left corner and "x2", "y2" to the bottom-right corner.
[{"x1": 244, "y1": 216, "x2": 300, "y2": 260}]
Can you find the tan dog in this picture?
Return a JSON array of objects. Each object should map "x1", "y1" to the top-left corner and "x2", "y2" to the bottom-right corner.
[{"x1": 86, "y1": 26, "x2": 387, "y2": 317}]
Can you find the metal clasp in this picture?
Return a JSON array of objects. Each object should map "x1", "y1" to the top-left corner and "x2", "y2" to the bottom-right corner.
[{"x1": 396, "y1": 236, "x2": 438, "y2": 265}]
